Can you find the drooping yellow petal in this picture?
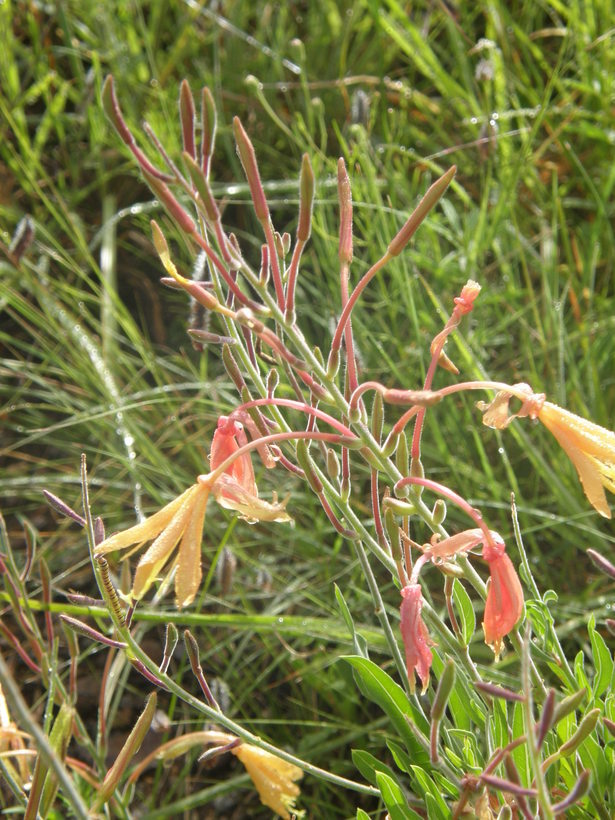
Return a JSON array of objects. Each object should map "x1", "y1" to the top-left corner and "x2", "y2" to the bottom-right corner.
[
  {"x1": 232, "y1": 744, "x2": 304, "y2": 819},
  {"x1": 95, "y1": 485, "x2": 198, "y2": 555},
  {"x1": 539, "y1": 402, "x2": 615, "y2": 518},
  {"x1": 175, "y1": 484, "x2": 210, "y2": 608},
  {"x1": 131, "y1": 485, "x2": 201, "y2": 599}
]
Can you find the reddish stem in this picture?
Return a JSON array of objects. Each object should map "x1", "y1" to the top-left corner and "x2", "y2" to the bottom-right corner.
[
  {"x1": 395, "y1": 476, "x2": 494, "y2": 547},
  {"x1": 234, "y1": 398, "x2": 355, "y2": 437},
  {"x1": 202, "y1": 430, "x2": 358, "y2": 485}
]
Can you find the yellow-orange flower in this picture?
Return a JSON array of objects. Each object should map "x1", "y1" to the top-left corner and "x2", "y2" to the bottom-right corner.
[
  {"x1": 232, "y1": 743, "x2": 304, "y2": 819},
  {"x1": 537, "y1": 402, "x2": 615, "y2": 519},
  {"x1": 95, "y1": 483, "x2": 210, "y2": 608},
  {"x1": 478, "y1": 384, "x2": 615, "y2": 519}
]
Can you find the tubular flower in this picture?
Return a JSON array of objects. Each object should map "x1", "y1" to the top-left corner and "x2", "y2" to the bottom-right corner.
[
  {"x1": 95, "y1": 483, "x2": 210, "y2": 608},
  {"x1": 478, "y1": 384, "x2": 615, "y2": 518},
  {"x1": 400, "y1": 584, "x2": 434, "y2": 694},
  {"x1": 207, "y1": 416, "x2": 291, "y2": 523},
  {"x1": 482, "y1": 537, "x2": 524, "y2": 660},
  {"x1": 232, "y1": 743, "x2": 304, "y2": 819},
  {"x1": 94, "y1": 416, "x2": 292, "y2": 607}
]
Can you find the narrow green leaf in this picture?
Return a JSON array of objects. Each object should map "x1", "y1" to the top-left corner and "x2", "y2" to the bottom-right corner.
[
  {"x1": 409, "y1": 766, "x2": 449, "y2": 817},
  {"x1": 342, "y1": 656, "x2": 429, "y2": 759},
  {"x1": 335, "y1": 585, "x2": 369, "y2": 659},
  {"x1": 452, "y1": 579, "x2": 475, "y2": 647},
  {"x1": 588, "y1": 615, "x2": 613, "y2": 698},
  {"x1": 376, "y1": 772, "x2": 422, "y2": 820}
]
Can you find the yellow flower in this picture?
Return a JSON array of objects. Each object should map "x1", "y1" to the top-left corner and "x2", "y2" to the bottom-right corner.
[
  {"x1": 537, "y1": 402, "x2": 615, "y2": 519},
  {"x1": 478, "y1": 384, "x2": 615, "y2": 518},
  {"x1": 95, "y1": 483, "x2": 210, "y2": 608},
  {"x1": 232, "y1": 743, "x2": 304, "y2": 819}
]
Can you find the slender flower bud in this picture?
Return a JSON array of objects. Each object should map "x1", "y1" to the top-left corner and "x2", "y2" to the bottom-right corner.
[
  {"x1": 182, "y1": 152, "x2": 220, "y2": 221},
  {"x1": 337, "y1": 158, "x2": 353, "y2": 264},
  {"x1": 586, "y1": 548, "x2": 615, "y2": 579},
  {"x1": 552, "y1": 687, "x2": 586, "y2": 726},
  {"x1": 179, "y1": 80, "x2": 196, "y2": 159},
  {"x1": 233, "y1": 117, "x2": 269, "y2": 221},
  {"x1": 297, "y1": 153, "x2": 314, "y2": 241},
  {"x1": 200, "y1": 86, "x2": 217, "y2": 172},
  {"x1": 387, "y1": 166, "x2": 456, "y2": 257},
  {"x1": 94, "y1": 693, "x2": 157, "y2": 809}
]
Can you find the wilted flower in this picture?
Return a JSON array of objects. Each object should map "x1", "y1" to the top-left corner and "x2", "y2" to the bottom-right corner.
[
  {"x1": 478, "y1": 384, "x2": 615, "y2": 518},
  {"x1": 400, "y1": 584, "x2": 434, "y2": 693},
  {"x1": 232, "y1": 743, "x2": 304, "y2": 819},
  {"x1": 482, "y1": 537, "x2": 524, "y2": 659},
  {"x1": 95, "y1": 416, "x2": 290, "y2": 607},
  {"x1": 208, "y1": 416, "x2": 291, "y2": 523}
]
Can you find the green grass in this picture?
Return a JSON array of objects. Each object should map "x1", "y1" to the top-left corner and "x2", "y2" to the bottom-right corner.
[{"x1": 1, "y1": 1, "x2": 614, "y2": 817}]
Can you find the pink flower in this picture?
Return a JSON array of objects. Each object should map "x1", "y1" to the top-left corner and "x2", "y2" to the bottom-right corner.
[
  {"x1": 482, "y1": 538, "x2": 524, "y2": 659},
  {"x1": 208, "y1": 416, "x2": 291, "y2": 523},
  {"x1": 400, "y1": 584, "x2": 434, "y2": 693}
]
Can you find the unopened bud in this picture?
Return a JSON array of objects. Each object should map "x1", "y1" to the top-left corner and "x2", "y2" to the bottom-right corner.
[
  {"x1": 94, "y1": 693, "x2": 157, "y2": 809},
  {"x1": 432, "y1": 499, "x2": 447, "y2": 526},
  {"x1": 233, "y1": 116, "x2": 269, "y2": 222},
  {"x1": 179, "y1": 80, "x2": 196, "y2": 159},
  {"x1": 297, "y1": 153, "x2": 314, "y2": 241},
  {"x1": 326, "y1": 448, "x2": 340, "y2": 481},
  {"x1": 396, "y1": 434, "x2": 409, "y2": 476},
  {"x1": 387, "y1": 166, "x2": 456, "y2": 258},
  {"x1": 200, "y1": 86, "x2": 217, "y2": 170},
  {"x1": 337, "y1": 158, "x2": 353, "y2": 264},
  {"x1": 552, "y1": 688, "x2": 586, "y2": 725}
]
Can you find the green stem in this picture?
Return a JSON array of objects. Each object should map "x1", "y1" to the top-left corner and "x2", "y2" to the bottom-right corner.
[{"x1": 521, "y1": 632, "x2": 554, "y2": 820}]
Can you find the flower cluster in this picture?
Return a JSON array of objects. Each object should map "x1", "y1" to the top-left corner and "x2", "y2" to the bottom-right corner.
[{"x1": 400, "y1": 527, "x2": 524, "y2": 691}]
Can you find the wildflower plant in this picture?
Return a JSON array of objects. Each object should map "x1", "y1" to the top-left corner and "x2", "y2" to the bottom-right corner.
[{"x1": 3, "y1": 75, "x2": 614, "y2": 818}]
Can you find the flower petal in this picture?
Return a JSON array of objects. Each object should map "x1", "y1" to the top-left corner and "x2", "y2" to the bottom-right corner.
[
  {"x1": 400, "y1": 584, "x2": 434, "y2": 694},
  {"x1": 213, "y1": 474, "x2": 292, "y2": 523},
  {"x1": 232, "y1": 744, "x2": 304, "y2": 820},
  {"x1": 95, "y1": 485, "x2": 198, "y2": 555},
  {"x1": 539, "y1": 402, "x2": 614, "y2": 518},
  {"x1": 483, "y1": 550, "x2": 524, "y2": 659},
  {"x1": 131, "y1": 485, "x2": 200, "y2": 600},
  {"x1": 175, "y1": 485, "x2": 209, "y2": 608}
]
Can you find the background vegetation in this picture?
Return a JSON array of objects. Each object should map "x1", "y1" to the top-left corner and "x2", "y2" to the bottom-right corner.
[{"x1": 1, "y1": 0, "x2": 614, "y2": 816}]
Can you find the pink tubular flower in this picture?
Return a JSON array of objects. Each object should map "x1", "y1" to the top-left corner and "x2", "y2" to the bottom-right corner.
[
  {"x1": 482, "y1": 538, "x2": 524, "y2": 659},
  {"x1": 208, "y1": 416, "x2": 291, "y2": 523},
  {"x1": 400, "y1": 584, "x2": 434, "y2": 693}
]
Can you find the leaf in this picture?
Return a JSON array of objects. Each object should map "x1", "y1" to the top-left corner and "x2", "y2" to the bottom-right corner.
[
  {"x1": 409, "y1": 766, "x2": 450, "y2": 818},
  {"x1": 342, "y1": 656, "x2": 430, "y2": 760},
  {"x1": 588, "y1": 615, "x2": 613, "y2": 698},
  {"x1": 335, "y1": 584, "x2": 369, "y2": 659},
  {"x1": 452, "y1": 579, "x2": 475, "y2": 646},
  {"x1": 375, "y1": 772, "x2": 422, "y2": 820},
  {"x1": 351, "y1": 749, "x2": 399, "y2": 787}
]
